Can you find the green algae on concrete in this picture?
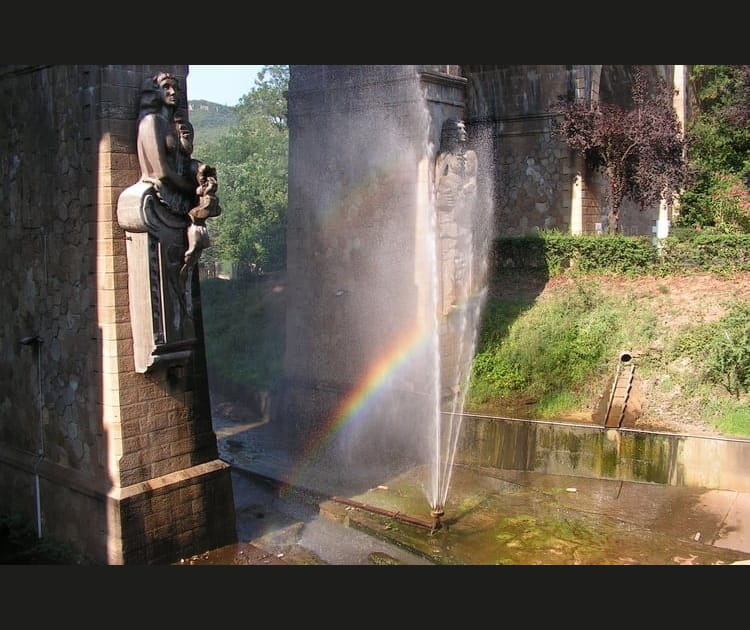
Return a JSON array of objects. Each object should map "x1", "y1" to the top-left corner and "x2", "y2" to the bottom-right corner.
[{"x1": 319, "y1": 465, "x2": 750, "y2": 565}]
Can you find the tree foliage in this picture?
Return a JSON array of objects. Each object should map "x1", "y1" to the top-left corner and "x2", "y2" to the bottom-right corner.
[
  {"x1": 552, "y1": 66, "x2": 688, "y2": 234},
  {"x1": 193, "y1": 65, "x2": 289, "y2": 272},
  {"x1": 677, "y1": 65, "x2": 750, "y2": 231}
]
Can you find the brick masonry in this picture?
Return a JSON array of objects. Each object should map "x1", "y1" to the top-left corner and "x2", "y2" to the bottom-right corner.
[{"x1": 0, "y1": 64, "x2": 235, "y2": 564}]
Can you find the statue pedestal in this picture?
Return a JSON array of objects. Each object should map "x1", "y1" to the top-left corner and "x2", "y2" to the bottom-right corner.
[{"x1": 117, "y1": 181, "x2": 196, "y2": 373}]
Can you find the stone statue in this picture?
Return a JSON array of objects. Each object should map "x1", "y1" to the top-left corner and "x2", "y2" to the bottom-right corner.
[
  {"x1": 139, "y1": 72, "x2": 223, "y2": 227},
  {"x1": 136, "y1": 72, "x2": 203, "y2": 215},
  {"x1": 182, "y1": 162, "x2": 221, "y2": 281},
  {"x1": 435, "y1": 118, "x2": 478, "y2": 315},
  {"x1": 116, "y1": 71, "x2": 221, "y2": 373}
]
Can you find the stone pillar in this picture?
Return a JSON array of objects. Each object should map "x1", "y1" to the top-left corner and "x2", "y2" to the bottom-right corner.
[
  {"x1": 0, "y1": 64, "x2": 235, "y2": 564},
  {"x1": 102, "y1": 65, "x2": 236, "y2": 564},
  {"x1": 278, "y1": 66, "x2": 467, "y2": 478}
]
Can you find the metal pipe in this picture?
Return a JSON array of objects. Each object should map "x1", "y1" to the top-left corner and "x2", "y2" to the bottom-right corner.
[
  {"x1": 33, "y1": 336, "x2": 43, "y2": 539},
  {"x1": 430, "y1": 508, "x2": 445, "y2": 531},
  {"x1": 330, "y1": 495, "x2": 440, "y2": 531},
  {"x1": 20, "y1": 335, "x2": 43, "y2": 538}
]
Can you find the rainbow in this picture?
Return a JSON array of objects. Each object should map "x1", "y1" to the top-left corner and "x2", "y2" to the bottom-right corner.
[{"x1": 279, "y1": 319, "x2": 434, "y2": 495}]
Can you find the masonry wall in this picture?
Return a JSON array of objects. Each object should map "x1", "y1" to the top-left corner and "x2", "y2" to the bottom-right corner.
[
  {"x1": 463, "y1": 65, "x2": 677, "y2": 237},
  {"x1": 281, "y1": 65, "x2": 431, "y2": 455},
  {"x1": 0, "y1": 64, "x2": 235, "y2": 564},
  {"x1": 1, "y1": 65, "x2": 106, "y2": 558}
]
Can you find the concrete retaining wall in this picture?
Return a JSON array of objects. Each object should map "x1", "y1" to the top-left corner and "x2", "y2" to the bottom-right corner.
[{"x1": 456, "y1": 414, "x2": 750, "y2": 493}]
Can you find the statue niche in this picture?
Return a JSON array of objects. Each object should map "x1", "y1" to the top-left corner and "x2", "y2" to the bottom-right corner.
[{"x1": 116, "y1": 72, "x2": 221, "y2": 373}]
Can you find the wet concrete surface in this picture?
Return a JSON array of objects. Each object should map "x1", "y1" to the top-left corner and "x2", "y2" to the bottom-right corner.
[{"x1": 183, "y1": 414, "x2": 750, "y2": 565}]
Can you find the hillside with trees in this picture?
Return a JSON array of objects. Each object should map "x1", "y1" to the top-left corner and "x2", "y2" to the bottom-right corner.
[
  {"x1": 191, "y1": 65, "x2": 289, "y2": 274},
  {"x1": 188, "y1": 100, "x2": 237, "y2": 144}
]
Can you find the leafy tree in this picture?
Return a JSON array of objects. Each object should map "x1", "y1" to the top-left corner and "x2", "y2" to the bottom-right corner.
[
  {"x1": 677, "y1": 65, "x2": 750, "y2": 230},
  {"x1": 552, "y1": 66, "x2": 688, "y2": 235},
  {"x1": 194, "y1": 65, "x2": 289, "y2": 272}
]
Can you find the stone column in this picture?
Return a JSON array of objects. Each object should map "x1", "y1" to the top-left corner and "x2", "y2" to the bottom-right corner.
[{"x1": 279, "y1": 65, "x2": 467, "y2": 481}]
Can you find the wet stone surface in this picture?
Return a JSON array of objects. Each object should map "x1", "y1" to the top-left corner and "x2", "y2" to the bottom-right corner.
[
  {"x1": 186, "y1": 412, "x2": 750, "y2": 565},
  {"x1": 319, "y1": 466, "x2": 750, "y2": 565}
]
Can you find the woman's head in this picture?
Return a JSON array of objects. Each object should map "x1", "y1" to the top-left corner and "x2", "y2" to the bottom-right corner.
[
  {"x1": 139, "y1": 72, "x2": 181, "y2": 117},
  {"x1": 440, "y1": 118, "x2": 468, "y2": 152}
]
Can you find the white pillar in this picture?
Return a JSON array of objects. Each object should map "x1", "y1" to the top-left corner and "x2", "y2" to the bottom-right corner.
[{"x1": 570, "y1": 173, "x2": 583, "y2": 235}]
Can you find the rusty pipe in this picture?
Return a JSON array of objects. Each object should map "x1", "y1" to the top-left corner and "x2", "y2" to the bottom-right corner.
[
  {"x1": 430, "y1": 508, "x2": 445, "y2": 531},
  {"x1": 330, "y1": 496, "x2": 440, "y2": 530}
]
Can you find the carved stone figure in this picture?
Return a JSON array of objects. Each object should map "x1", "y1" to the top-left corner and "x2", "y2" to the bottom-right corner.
[
  {"x1": 182, "y1": 163, "x2": 222, "y2": 281},
  {"x1": 435, "y1": 118, "x2": 478, "y2": 315},
  {"x1": 117, "y1": 72, "x2": 221, "y2": 372}
]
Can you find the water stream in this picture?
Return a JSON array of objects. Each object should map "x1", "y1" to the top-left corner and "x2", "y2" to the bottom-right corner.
[{"x1": 423, "y1": 111, "x2": 494, "y2": 516}]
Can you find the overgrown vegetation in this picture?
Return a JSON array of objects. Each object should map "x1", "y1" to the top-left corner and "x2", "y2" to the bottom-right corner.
[
  {"x1": 669, "y1": 301, "x2": 750, "y2": 400},
  {"x1": 677, "y1": 65, "x2": 750, "y2": 231},
  {"x1": 467, "y1": 268, "x2": 750, "y2": 438},
  {"x1": 0, "y1": 511, "x2": 92, "y2": 564},
  {"x1": 492, "y1": 229, "x2": 750, "y2": 276},
  {"x1": 468, "y1": 231, "x2": 750, "y2": 437},
  {"x1": 468, "y1": 278, "x2": 659, "y2": 415}
]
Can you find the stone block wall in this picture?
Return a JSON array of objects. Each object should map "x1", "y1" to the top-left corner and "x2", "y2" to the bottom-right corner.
[
  {"x1": 456, "y1": 415, "x2": 750, "y2": 493},
  {"x1": 1, "y1": 64, "x2": 108, "y2": 557},
  {"x1": 464, "y1": 65, "x2": 579, "y2": 236},
  {"x1": 463, "y1": 65, "x2": 678, "y2": 237},
  {"x1": 0, "y1": 64, "x2": 235, "y2": 564}
]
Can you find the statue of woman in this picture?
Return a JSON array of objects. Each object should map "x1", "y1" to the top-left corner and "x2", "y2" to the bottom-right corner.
[
  {"x1": 117, "y1": 71, "x2": 223, "y2": 369},
  {"x1": 435, "y1": 118, "x2": 478, "y2": 313},
  {"x1": 136, "y1": 71, "x2": 221, "y2": 278},
  {"x1": 136, "y1": 72, "x2": 201, "y2": 216}
]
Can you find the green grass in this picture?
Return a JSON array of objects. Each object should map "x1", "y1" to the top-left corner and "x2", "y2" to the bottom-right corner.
[
  {"x1": 665, "y1": 299, "x2": 750, "y2": 436},
  {"x1": 712, "y1": 401, "x2": 750, "y2": 436},
  {"x1": 534, "y1": 391, "x2": 586, "y2": 419},
  {"x1": 467, "y1": 278, "x2": 659, "y2": 416}
]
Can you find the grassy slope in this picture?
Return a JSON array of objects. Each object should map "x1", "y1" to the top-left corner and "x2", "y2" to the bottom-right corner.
[
  {"x1": 200, "y1": 269, "x2": 750, "y2": 439},
  {"x1": 468, "y1": 270, "x2": 750, "y2": 438}
]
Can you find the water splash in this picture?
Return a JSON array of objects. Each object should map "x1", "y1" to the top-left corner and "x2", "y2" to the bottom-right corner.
[
  {"x1": 280, "y1": 66, "x2": 493, "y2": 514},
  {"x1": 425, "y1": 112, "x2": 494, "y2": 514}
]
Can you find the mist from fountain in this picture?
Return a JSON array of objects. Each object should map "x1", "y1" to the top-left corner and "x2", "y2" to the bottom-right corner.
[
  {"x1": 425, "y1": 115, "x2": 494, "y2": 516},
  {"x1": 281, "y1": 67, "x2": 493, "y2": 518}
]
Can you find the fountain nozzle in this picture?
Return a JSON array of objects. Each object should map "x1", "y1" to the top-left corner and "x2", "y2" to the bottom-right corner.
[{"x1": 430, "y1": 508, "x2": 445, "y2": 531}]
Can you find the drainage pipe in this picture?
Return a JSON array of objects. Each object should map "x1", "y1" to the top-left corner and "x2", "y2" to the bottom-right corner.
[{"x1": 330, "y1": 496, "x2": 440, "y2": 531}]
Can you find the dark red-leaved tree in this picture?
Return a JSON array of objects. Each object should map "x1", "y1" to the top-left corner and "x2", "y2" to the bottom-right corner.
[{"x1": 552, "y1": 67, "x2": 688, "y2": 234}]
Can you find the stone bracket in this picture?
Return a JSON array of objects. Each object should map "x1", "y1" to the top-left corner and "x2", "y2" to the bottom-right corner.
[{"x1": 117, "y1": 181, "x2": 196, "y2": 373}]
